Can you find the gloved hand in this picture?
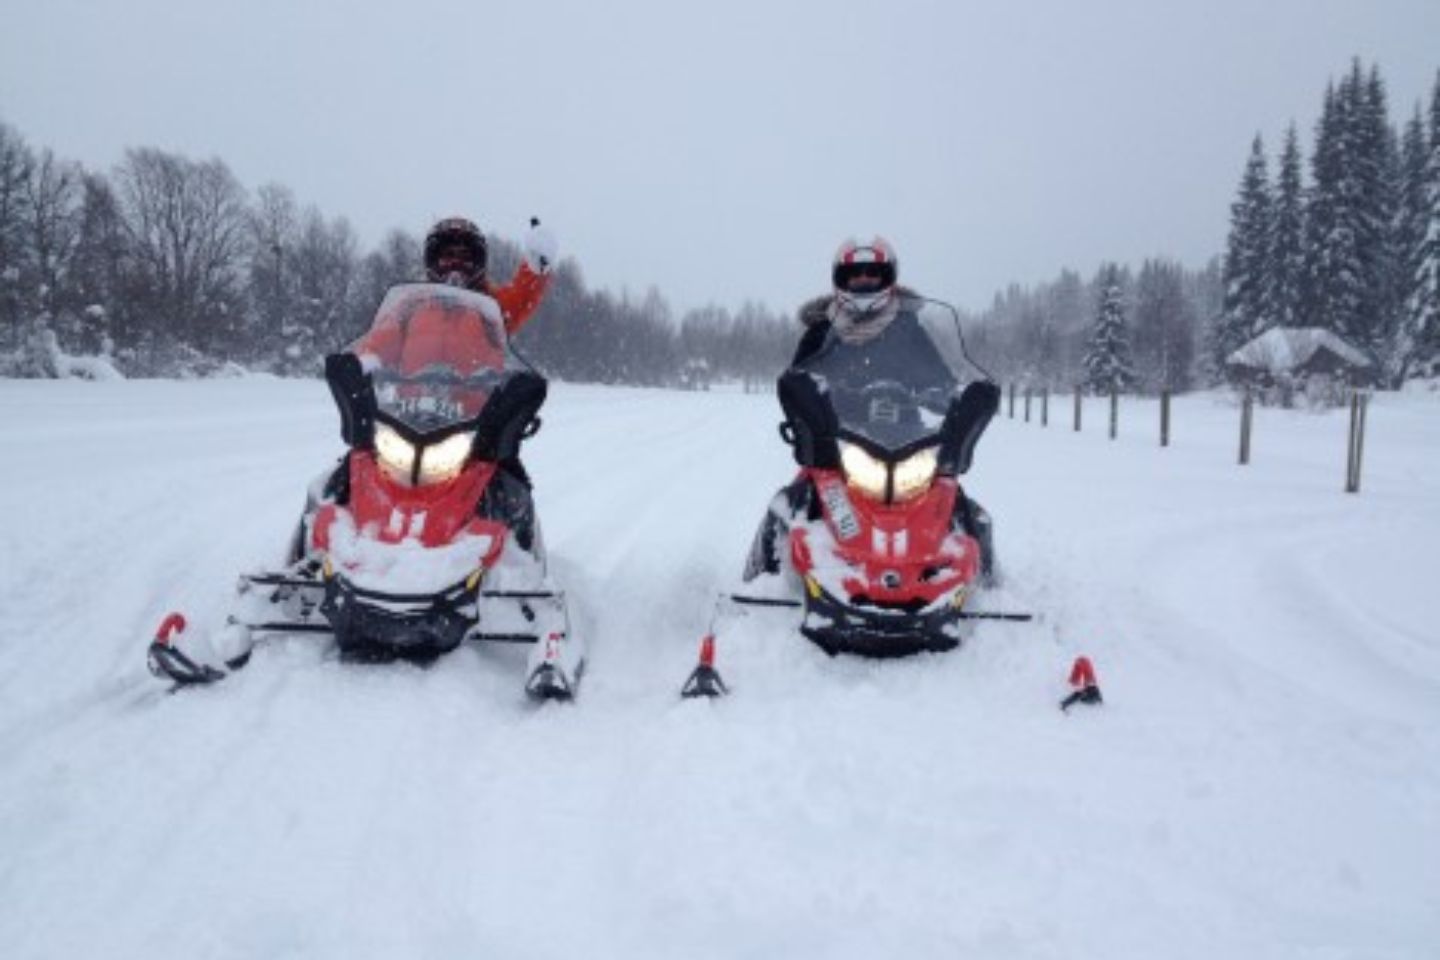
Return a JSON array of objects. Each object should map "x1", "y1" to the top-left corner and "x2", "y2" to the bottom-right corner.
[{"x1": 524, "y1": 217, "x2": 558, "y2": 274}]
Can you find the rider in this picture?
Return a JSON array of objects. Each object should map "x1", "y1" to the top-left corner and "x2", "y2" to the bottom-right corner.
[
  {"x1": 306, "y1": 217, "x2": 559, "y2": 563},
  {"x1": 420, "y1": 215, "x2": 555, "y2": 333},
  {"x1": 351, "y1": 216, "x2": 556, "y2": 373},
  {"x1": 742, "y1": 236, "x2": 997, "y2": 583},
  {"x1": 792, "y1": 236, "x2": 906, "y2": 365}
]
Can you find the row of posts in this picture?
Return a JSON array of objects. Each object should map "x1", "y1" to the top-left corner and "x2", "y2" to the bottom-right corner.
[{"x1": 1005, "y1": 384, "x2": 1369, "y2": 493}]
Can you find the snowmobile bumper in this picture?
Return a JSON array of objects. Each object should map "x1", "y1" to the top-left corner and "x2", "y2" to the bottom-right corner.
[
  {"x1": 322, "y1": 574, "x2": 478, "y2": 660},
  {"x1": 799, "y1": 581, "x2": 965, "y2": 658}
]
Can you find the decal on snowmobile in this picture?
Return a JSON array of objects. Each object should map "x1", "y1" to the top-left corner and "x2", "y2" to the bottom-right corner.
[{"x1": 376, "y1": 386, "x2": 467, "y2": 423}]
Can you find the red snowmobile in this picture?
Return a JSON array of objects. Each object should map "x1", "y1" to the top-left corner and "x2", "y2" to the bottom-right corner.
[
  {"x1": 682, "y1": 303, "x2": 1023, "y2": 697},
  {"x1": 148, "y1": 283, "x2": 583, "y2": 700}
]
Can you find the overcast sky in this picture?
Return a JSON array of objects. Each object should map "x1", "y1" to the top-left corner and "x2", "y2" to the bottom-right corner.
[{"x1": 2, "y1": 0, "x2": 1437, "y2": 316}]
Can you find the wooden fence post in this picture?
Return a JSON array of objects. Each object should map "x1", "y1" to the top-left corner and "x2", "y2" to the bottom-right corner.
[
  {"x1": 1073, "y1": 386, "x2": 1082, "y2": 432},
  {"x1": 1346, "y1": 392, "x2": 1358, "y2": 492},
  {"x1": 1024, "y1": 388, "x2": 1032, "y2": 423},
  {"x1": 1357, "y1": 392, "x2": 1369, "y2": 491},
  {"x1": 1238, "y1": 391, "x2": 1253, "y2": 465},
  {"x1": 1160, "y1": 390, "x2": 1171, "y2": 448},
  {"x1": 1041, "y1": 387, "x2": 1049, "y2": 427},
  {"x1": 1346, "y1": 391, "x2": 1369, "y2": 493},
  {"x1": 1108, "y1": 390, "x2": 1118, "y2": 440},
  {"x1": 1008, "y1": 382, "x2": 1015, "y2": 419}
]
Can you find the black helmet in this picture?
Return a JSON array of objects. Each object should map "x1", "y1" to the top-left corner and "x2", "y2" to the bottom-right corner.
[{"x1": 424, "y1": 217, "x2": 488, "y2": 287}]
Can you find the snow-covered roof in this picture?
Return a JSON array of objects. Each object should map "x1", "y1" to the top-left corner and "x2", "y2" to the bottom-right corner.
[{"x1": 1226, "y1": 327, "x2": 1372, "y2": 372}]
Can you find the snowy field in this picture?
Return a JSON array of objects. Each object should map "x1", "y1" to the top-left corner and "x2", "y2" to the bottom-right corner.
[{"x1": 1, "y1": 376, "x2": 1437, "y2": 960}]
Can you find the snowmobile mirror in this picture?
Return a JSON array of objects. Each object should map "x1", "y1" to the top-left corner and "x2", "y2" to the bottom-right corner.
[
  {"x1": 777, "y1": 369, "x2": 840, "y2": 469},
  {"x1": 325, "y1": 352, "x2": 376, "y2": 448},
  {"x1": 472, "y1": 370, "x2": 547, "y2": 463},
  {"x1": 937, "y1": 380, "x2": 1000, "y2": 476}
]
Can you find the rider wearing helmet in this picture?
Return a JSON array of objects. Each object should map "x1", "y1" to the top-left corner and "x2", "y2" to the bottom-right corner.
[
  {"x1": 422, "y1": 216, "x2": 554, "y2": 336},
  {"x1": 310, "y1": 217, "x2": 560, "y2": 564},
  {"x1": 741, "y1": 235, "x2": 997, "y2": 584},
  {"x1": 352, "y1": 216, "x2": 558, "y2": 373},
  {"x1": 792, "y1": 236, "x2": 908, "y2": 366}
]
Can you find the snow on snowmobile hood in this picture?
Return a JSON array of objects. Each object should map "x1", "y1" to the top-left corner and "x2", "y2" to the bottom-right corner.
[{"x1": 324, "y1": 506, "x2": 497, "y2": 595}]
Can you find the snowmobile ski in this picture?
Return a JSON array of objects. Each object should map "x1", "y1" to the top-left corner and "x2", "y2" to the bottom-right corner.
[
  {"x1": 1060, "y1": 656, "x2": 1104, "y2": 711},
  {"x1": 680, "y1": 634, "x2": 728, "y2": 698}
]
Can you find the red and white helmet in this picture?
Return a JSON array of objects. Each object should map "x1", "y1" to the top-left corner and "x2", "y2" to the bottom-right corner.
[{"x1": 832, "y1": 236, "x2": 898, "y2": 312}]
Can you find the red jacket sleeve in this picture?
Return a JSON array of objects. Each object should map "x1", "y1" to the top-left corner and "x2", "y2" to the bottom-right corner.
[{"x1": 491, "y1": 262, "x2": 550, "y2": 336}]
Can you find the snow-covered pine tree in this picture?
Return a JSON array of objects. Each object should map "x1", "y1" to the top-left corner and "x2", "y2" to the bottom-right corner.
[
  {"x1": 1187, "y1": 258, "x2": 1225, "y2": 383},
  {"x1": 1215, "y1": 134, "x2": 1272, "y2": 376},
  {"x1": 1408, "y1": 71, "x2": 1440, "y2": 377},
  {"x1": 1133, "y1": 259, "x2": 1196, "y2": 394},
  {"x1": 1270, "y1": 124, "x2": 1307, "y2": 330},
  {"x1": 1303, "y1": 81, "x2": 1357, "y2": 341},
  {"x1": 1305, "y1": 61, "x2": 1398, "y2": 367},
  {"x1": 1357, "y1": 65, "x2": 1401, "y2": 367},
  {"x1": 1394, "y1": 105, "x2": 1429, "y2": 377},
  {"x1": 1083, "y1": 263, "x2": 1136, "y2": 394}
]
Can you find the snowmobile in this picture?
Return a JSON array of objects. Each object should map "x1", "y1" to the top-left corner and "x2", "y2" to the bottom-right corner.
[
  {"x1": 682, "y1": 302, "x2": 1027, "y2": 698},
  {"x1": 148, "y1": 283, "x2": 583, "y2": 700}
]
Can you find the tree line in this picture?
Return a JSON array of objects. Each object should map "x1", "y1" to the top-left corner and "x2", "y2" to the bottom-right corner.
[
  {"x1": 1214, "y1": 60, "x2": 1439, "y2": 385},
  {"x1": 5, "y1": 58, "x2": 1438, "y2": 394},
  {"x1": 961, "y1": 258, "x2": 1222, "y2": 395},
  {"x1": 967, "y1": 60, "x2": 1440, "y2": 397},
  {"x1": 0, "y1": 121, "x2": 794, "y2": 385}
]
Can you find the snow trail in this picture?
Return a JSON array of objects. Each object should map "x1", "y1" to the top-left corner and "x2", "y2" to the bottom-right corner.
[{"x1": 0, "y1": 378, "x2": 1436, "y2": 959}]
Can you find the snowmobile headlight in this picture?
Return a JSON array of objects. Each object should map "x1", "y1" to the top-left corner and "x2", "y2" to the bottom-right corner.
[
  {"x1": 418, "y1": 431, "x2": 475, "y2": 484},
  {"x1": 839, "y1": 441, "x2": 888, "y2": 501},
  {"x1": 375, "y1": 423, "x2": 417, "y2": 480},
  {"x1": 892, "y1": 446, "x2": 939, "y2": 501}
]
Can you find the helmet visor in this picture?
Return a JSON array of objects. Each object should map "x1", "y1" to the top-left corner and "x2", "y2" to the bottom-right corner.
[
  {"x1": 425, "y1": 227, "x2": 487, "y2": 279},
  {"x1": 834, "y1": 260, "x2": 896, "y2": 294},
  {"x1": 434, "y1": 241, "x2": 480, "y2": 275}
]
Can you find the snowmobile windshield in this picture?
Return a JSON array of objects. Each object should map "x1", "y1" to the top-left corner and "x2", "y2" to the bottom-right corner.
[
  {"x1": 350, "y1": 283, "x2": 529, "y2": 435},
  {"x1": 798, "y1": 315, "x2": 959, "y2": 453}
]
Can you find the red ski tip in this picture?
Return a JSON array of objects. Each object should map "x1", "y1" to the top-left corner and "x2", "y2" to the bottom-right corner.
[
  {"x1": 1060, "y1": 655, "x2": 1104, "y2": 712},
  {"x1": 1068, "y1": 655, "x2": 1097, "y2": 689},
  {"x1": 698, "y1": 634, "x2": 717, "y2": 668},
  {"x1": 154, "y1": 612, "x2": 188, "y2": 646}
]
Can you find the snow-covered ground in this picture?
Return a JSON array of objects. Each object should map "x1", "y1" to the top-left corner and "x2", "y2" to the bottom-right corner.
[{"x1": 1, "y1": 377, "x2": 1436, "y2": 959}]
